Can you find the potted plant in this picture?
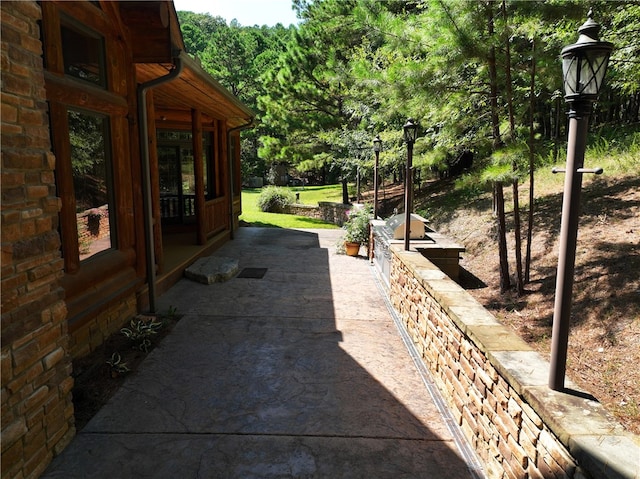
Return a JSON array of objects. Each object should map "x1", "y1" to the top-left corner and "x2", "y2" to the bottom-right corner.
[{"x1": 341, "y1": 205, "x2": 372, "y2": 256}]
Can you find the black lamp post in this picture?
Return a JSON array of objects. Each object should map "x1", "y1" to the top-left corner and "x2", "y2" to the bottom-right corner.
[
  {"x1": 403, "y1": 118, "x2": 419, "y2": 251},
  {"x1": 549, "y1": 10, "x2": 613, "y2": 391},
  {"x1": 373, "y1": 135, "x2": 382, "y2": 219}
]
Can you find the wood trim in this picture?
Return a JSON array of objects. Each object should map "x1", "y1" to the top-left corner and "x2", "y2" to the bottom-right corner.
[
  {"x1": 111, "y1": 115, "x2": 134, "y2": 250},
  {"x1": 216, "y1": 120, "x2": 227, "y2": 197},
  {"x1": 192, "y1": 109, "x2": 206, "y2": 245},
  {"x1": 153, "y1": 108, "x2": 219, "y2": 126},
  {"x1": 232, "y1": 133, "x2": 242, "y2": 195},
  {"x1": 40, "y1": 1, "x2": 63, "y2": 74},
  {"x1": 48, "y1": 101, "x2": 80, "y2": 274},
  {"x1": 51, "y1": 0, "x2": 113, "y2": 36},
  {"x1": 44, "y1": 73, "x2": 128, "y2": 116},
  {"x1": 62, "y1": 247, "x2": 136, "y2": 301}
]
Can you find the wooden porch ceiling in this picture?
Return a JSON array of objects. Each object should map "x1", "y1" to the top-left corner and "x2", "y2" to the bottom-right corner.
[{"x1": 136, "y1": 59, "x2": 254, "y2": 129}]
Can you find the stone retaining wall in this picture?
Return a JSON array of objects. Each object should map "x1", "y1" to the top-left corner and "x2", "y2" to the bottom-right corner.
[
  {"x1": 388, "y1": 246, "x2": 639, "y2": 479},
  {"x1": 284, "y1": 202, "x2": 351, "y2": 226}
]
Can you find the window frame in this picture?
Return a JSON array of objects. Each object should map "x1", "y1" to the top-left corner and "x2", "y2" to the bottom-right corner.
[
  {"x1": 42, "y1": 4, "x2": 127, "y2": 274},
  {"x1": 67, "y1": 107, "x2": 117, "y2": 260},
  {"x1": 59, "y1": 12, "x2": 108, "y2": 88},
  {"x1": 156, "y1": 129, "x2": 217, "y2": 201}
]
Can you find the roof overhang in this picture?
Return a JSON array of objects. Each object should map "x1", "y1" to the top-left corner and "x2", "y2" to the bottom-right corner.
[
  {"x1": 118, "y1": 1, "x2": 184, "y2": 63},
  {"x1": 135, "y1": 54, "x2": 255, "y2": 129},
  {"x1": 122, "y1": 1, "x2": 254, "y2": 129}
]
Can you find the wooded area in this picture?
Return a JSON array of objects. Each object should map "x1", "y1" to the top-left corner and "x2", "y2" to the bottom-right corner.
[{"x1": 177, "y1": 0, "x2": 639, "y2": 292}]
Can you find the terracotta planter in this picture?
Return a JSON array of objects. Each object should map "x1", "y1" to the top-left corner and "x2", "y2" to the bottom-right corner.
[{"x1": 344, "y1": 241, "x2": 360, "y2": 256}]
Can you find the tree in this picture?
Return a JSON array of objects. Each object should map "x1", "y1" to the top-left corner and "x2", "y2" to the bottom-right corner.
[{"x1": 258, "y1": 0, "x2": 376, "y2": 184}]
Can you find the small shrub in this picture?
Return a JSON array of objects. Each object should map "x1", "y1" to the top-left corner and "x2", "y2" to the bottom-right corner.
[
  {"x1": 257, "y1": 186, "x2": 295, "y2": 213},
  {"x1": 121, "y1": 316, "x2": 163, "y2": 352},
  {"x1": 106, "y1": 352, "x2": 130, "y2": 377}
]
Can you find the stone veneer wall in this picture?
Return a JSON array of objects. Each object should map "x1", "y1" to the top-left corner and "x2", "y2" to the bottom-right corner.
[
  {"x1": 67, "y1": 296, "x2": 138, "y2": 359},
  {"x1": 388, "y1": 246, "x2": 639, "y2": 479},
  {"x1": 1, "y1": 2, "x2": 76, "y2": 476},
  {"x1": 284, "y1": 202, "x2": 352, "y2": 227}
]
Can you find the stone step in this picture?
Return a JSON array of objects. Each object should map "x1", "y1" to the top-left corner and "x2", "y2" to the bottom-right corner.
[{"x1": 184, "y1": 256, "x2": 239, "y2": 284}]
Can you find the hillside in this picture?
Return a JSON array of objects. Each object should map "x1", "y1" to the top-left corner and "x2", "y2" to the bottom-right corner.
[{"x1": 390, "y1": 173, "x2": 640, "y2": 434}]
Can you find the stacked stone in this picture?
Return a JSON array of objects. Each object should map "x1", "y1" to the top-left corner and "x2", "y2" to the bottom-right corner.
[
  {"x1": 67, "y1": 296, "x2": 138, "y2": 358},
  {"x1": 389, "y1": 251, "x2": 583, "y2": 479},
  {"x1": 1, "y1": 2, "x2": 75, "y2": 476}
]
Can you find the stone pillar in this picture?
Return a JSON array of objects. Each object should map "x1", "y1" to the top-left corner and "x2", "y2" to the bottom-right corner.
[{"x1": 1, "y1": 2, "x2": 75, "y2": 477}]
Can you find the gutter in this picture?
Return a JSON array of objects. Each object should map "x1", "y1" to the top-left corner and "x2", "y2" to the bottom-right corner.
[
  {"x1": 227, "y1": 118, "x2": 255, "y2": 239},
  {"x1": 137, "y1": 51, "x2": 185, "y2": 313}
]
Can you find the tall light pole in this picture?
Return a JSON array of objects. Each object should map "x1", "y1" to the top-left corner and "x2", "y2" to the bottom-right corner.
[
  {"x1": 549, "y1": 10, "x2": 613, "y2": 391},
  {"x1": 403, "y1": 119, "x2": 419, "y2": 251},
  {"x1": 373, "y1": 135, "x2": 382, "y2": 219}
]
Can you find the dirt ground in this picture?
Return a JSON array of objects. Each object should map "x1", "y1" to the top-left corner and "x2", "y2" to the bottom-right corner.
[
  {"x1": 71, "y1": 314, "x2": 181, "y2": 431},
  {"x1": 406, "y1": 175, "x2": 639, "y2": 435}
]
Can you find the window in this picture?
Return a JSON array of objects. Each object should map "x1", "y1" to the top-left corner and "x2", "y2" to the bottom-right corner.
[
  {"x1": 68, "y1": 109, "x2": 116, "y2": 259},
  {"x1": 157, "y1": 129, "x2": 215, "y2": 200},
  {"x1": 60, "y1": 16, "x2": 106, "y2": 87}
]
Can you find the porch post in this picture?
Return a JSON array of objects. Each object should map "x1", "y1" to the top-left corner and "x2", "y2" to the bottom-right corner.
[{"x1": 192, "y1": 109, "x2": 206, "y2": 245}]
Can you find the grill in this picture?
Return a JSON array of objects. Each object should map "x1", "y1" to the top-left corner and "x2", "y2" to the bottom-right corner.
[{"x1": 370, "y1": 213, "x2": 465, "y2": 290}]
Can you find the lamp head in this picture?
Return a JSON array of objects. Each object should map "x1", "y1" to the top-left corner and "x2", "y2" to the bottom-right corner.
[
  {"x1": 561, "y1": 9, "x2": 613, "y2": 103},
  {"x1": 373, "y1": 135, "x2": 382, "y2": 152},
  {"x1": 403, "y1": 118, "x2": 419, "y2": 144}
]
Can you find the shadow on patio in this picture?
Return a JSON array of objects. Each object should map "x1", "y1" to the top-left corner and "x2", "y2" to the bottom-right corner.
[{"x1": 43, "y1": 228, "x2": 483, "y2": 478}]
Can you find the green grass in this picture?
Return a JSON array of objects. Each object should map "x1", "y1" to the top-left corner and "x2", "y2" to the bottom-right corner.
[
  {"x1": 285, "y1": 184, "x2": 346, "y2": 205},
  {"x1": 240, "y1": 184, "x2": 345, "y2": 228}
]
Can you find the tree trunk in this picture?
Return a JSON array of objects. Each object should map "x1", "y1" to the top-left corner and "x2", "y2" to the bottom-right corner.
[
  {"x1": 487, "y1": 5, "x2": 501, "y2": 149},
  {"x1": 502, "y1": 0, "x2": 523, "y2": 294},
  {"x1": 525, "y1": 38, "x2": 536, "y2": 283},
  {"x1": 513, "y1": 180, "x2": 524, "y2": 295},
  {"x1": 488, "y1": 2, "x2": 509, "y2": 291},
  {"x1": 341, "y1": 177, "x2": 349, "y2": 204},
  {"x1": 496, "y1": 182, "x2": 511, "y2": 292}
]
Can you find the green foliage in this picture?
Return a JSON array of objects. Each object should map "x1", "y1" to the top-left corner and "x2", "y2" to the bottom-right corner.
[
  {"x1": 179, "y1": 1, "x2": 639, "y2": 187},
  {"x1": 106, "y1": 352, "x2": 130, "y2": 376},
  {"x1": 177, "y1": 10, "x2": 293, "y2": 181},
  {"x1": 481, "y1": 163, "x2": 517, "y2": 185},
  {"x1": 256, "y1": 186, "x2": 296, "y2": 213},
  {"x1": 241, "y1": 186, "x2": 342, "y2": 228},
  {"x1": 121, "y1": 316, "x2": 164, "y2": 353},
  {"x1": 166, "y1": 305, "x2": 178, "y2": 319},
  {"x1": 342, "y1": 204, "x2": 373, "y2": 244}
]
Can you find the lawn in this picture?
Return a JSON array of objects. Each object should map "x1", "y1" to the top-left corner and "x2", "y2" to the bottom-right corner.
[{"x1": 240, "y1": 184, "x2": 346, "y2": 228}]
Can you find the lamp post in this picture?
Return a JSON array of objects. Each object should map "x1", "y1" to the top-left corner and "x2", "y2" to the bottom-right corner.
[
  {"x1": 549, "y1": 10, "x2": 612, "y2": 391},
  {"x1": 403, "y1": 118, "x2": 419, "y2": 251},
  {"x1": 373, "y1": 135, "x2": 382, "y2": 219}
]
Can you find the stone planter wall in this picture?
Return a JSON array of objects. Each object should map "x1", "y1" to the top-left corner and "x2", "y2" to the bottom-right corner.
[{"x1": 388, "y1": 246, "x2": 639, "y2": 479}]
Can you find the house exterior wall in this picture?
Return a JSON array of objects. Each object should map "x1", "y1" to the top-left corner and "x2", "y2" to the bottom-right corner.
[
  {"x1": 2, "y1": 1, "x2": 251, "y2": 474},
  {"x1": 1, "y1": 2, "x2": 76, "y2": 477}
]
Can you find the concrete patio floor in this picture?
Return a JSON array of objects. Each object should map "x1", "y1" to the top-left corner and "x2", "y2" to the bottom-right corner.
[{"x1": 43, "y1": 227, "x2": 485, "y2": 479}]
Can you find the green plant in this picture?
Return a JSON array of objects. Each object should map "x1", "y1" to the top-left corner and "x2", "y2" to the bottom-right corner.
[
  {"x1": 257, "y1": 186, "x2": 295, "y2": 213},
  {"x1": 240, "y1": 186, "x2": 342, "y2": 228},
  {"x1": 342, "y1": 205, "x2": 373, "y2": 244},
  {"x1": 106, "y1": 352, "x2": 130, "y2": 376},
  {"x1": 166, "y1": 305, "x2": 178, "y2": 319},
  {"x1": 121, "y1": 316, "x2": 163, "y2": 352}
]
